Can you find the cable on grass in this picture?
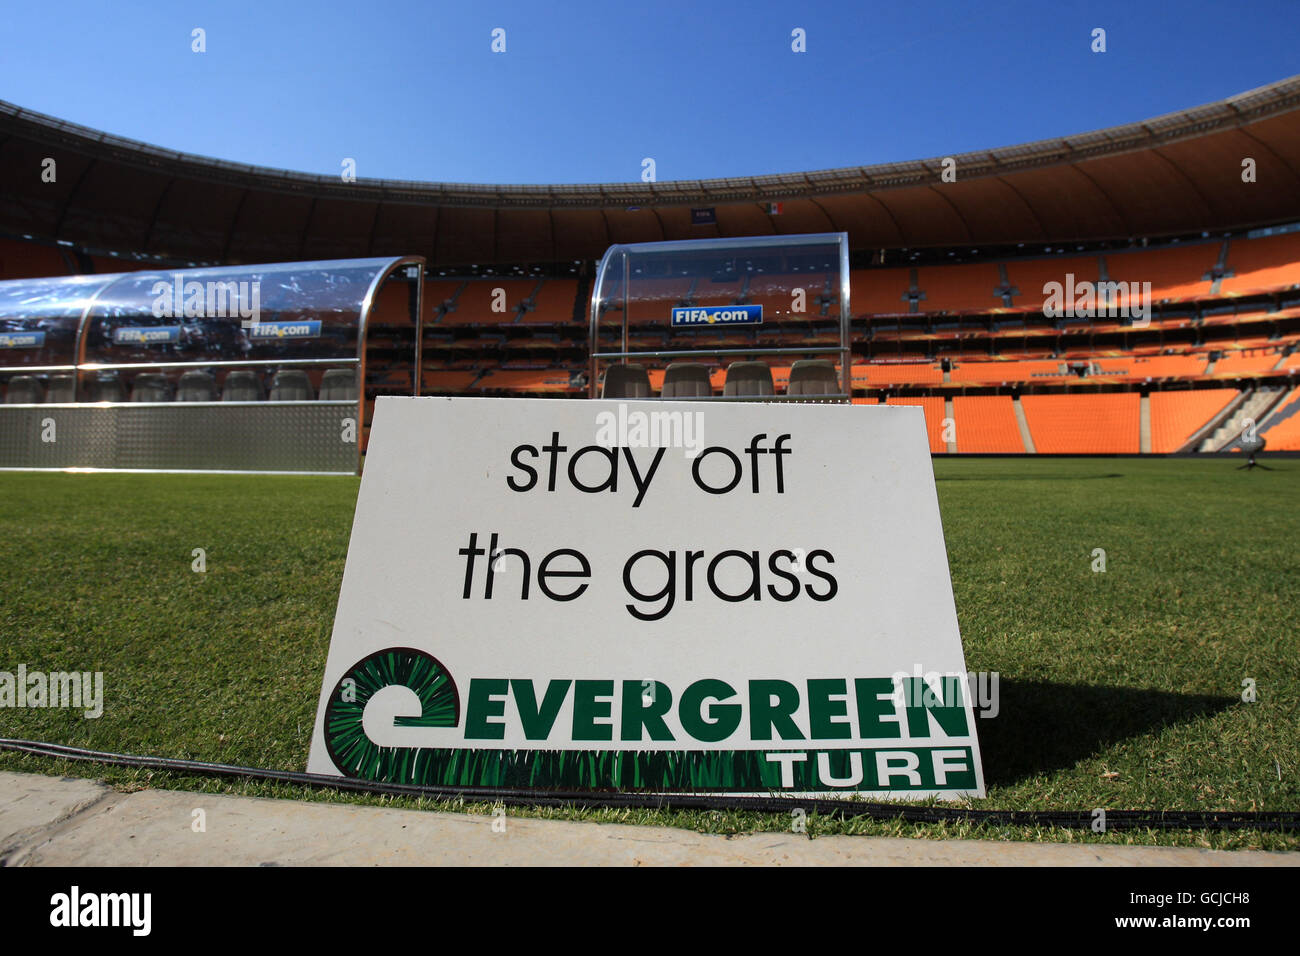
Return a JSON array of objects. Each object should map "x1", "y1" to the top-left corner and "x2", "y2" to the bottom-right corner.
[{"x1": 2, "y1": 738, "x2": 1295, "y2": 832}]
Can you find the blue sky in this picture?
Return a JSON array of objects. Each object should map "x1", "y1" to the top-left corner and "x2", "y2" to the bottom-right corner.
[{"x1": 0, "y1": 0, "x2": 1295, "y2": 185}]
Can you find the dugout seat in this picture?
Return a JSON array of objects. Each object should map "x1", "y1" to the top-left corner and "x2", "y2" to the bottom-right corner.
[
  {"x1": 661, "y1": 363, "x2": 712, "y2": 398},
  {"x1": 222, "y1": 370, "x2": 264, "y2": 402},
  {"x1": 46, "y1": 374, "x2": 75, "y2": 403},
  {"x1": 269, "y1": 369, "x2": 314, "y2": 401},
  {"x1": 4, "y1": 375, "x2": 43, "y2": 404},
  {"x1": 602, "y1": 364, "x2": 652, "y2": 398},
  {"x1": 176, "y1": 371, "x2": 218, "y2": 402},
  {"x1": 724, "y1": 361, "x2": 774, "y2": 397},
  {"x1": 319, "y1": 368, "x2": 358, "y2": 401},
  {"x1": 786, "y1": 360, "x2": 840, "y2": 396},
  {"x1": 89, "y1": 375, "x2": 126, "y2": 403},
  {"x1": 130, "y1": 373, "x2": 172, "y2": 402}
]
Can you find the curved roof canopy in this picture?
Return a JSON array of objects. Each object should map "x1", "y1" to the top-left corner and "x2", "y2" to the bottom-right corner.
[
  {"x1": 2, "y1": 77, "x2": 1299, "y2": 265},
  {"x1": 0, "y1": 257, "x2": 418, "y2": 372}
]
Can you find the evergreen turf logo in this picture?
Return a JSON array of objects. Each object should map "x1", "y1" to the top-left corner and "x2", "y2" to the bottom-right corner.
[
  {"x1": 151, "y1": 276, "x2": 261, "y2": 328},
  {"x1": 594, "y1": 402, "x2": 705, "y2": 459},
  {"x1": 1043, "y1": 274, "x2": 1151, "y2": 328},
  {"x1": 49, "y1": 886, "x2": 150, "y2": 936},
  {"x1": 0, "y1": 665, "x2": 102, "y2": 718},
  {"x1": 323, "y1": 649, "x2": 979, "y2": 793}
]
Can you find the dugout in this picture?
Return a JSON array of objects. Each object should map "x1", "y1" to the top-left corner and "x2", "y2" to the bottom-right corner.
[
  {"x1": 0, "y1": 256, "x2": 423, "y2": 474},
  {"x1": 589, "y1": 232, "x2": 851, "y2": 401}
]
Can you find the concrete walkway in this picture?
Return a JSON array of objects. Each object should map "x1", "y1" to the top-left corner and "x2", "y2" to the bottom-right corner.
[{"x1": 0, "y1": 771, "x2": 1295, "y2": 866}]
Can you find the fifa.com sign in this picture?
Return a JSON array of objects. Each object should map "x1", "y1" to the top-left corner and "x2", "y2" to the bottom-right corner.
[{"x1": 309, "y1": 397, "x2": 985, "y2": 799}]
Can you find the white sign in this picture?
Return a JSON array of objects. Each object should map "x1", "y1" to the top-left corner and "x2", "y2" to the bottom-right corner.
[{"x1": 308, "y1": 397, "x2": 985, "y2": 799}]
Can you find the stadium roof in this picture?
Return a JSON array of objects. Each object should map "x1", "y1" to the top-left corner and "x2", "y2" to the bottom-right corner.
[{"x1": 2, "y1": 76, "x2": 1300, "y2": 266}]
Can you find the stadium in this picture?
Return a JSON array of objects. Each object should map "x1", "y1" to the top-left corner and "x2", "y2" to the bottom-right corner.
[
  {"x1": 0, "y1": 7, "x2": 1297, "y2": 888},
  {"x1": 2, "y1": 79, "x2": 1299, "y2": 459}
]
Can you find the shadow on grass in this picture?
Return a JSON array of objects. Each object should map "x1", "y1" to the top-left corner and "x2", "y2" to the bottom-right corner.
[
  {"x1": 937, "y1": 473, "x2": 1124, "y2": 482},
  {"x1": 976, "y1": 679, "x2": 1235, "y2": 786}
]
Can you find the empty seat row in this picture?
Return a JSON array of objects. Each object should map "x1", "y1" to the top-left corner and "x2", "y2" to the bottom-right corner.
[
  {"x1": 1, "y1": 369, "x2": 359, "y2": 404},
  {"x1": 602, "y1": 360, "x2": 842, "y2": 399}
]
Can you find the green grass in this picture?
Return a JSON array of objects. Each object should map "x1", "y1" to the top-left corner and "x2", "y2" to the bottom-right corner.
[{"x1": 0, "y1": 459, "x2": 1296, "y2": 851}]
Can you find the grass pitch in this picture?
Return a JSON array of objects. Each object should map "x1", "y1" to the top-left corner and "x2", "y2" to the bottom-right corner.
[{"x1": 0, "y1": 458, "x2": 1296, "y2": 850}]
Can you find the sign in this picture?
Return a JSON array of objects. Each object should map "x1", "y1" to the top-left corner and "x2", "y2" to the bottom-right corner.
[
  {"x1": 248, "y1": 319, "x2": 321, "y2": 340},
  {"x1": 671, "y1": 305, "x2": 763, "y2": 327},
  {"x1": 691, "y1": 207, "x2": 716, "y2": 225},
  {"x1": 308, "y1": 397, "x2": 985, "y2": 799},
  {"x1": 113, "y1": 326, "x2": 180, "y2": 345},
  {"x1": 0, "y1": 331, "x2": 44, "y2": 348}
]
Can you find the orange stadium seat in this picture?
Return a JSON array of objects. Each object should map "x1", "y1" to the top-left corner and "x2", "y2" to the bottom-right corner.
[
  {"x1": 422, "y1": 371, "x2": 480, "y2": 392},
  {"x1": 518, "y1": 279, "x2": 580, "y2": 324},
  {"x1": 1212, "y1": 349, "x2": 1285, "y2": 376},
  {"x1": 1003, "y1": 255, "x2": 1099, "y2": 310},
  {"x1": 1103, "y1": 244, "x2": 1219, "y2": 301},
  {"x1": 1219, "y1": 233, "x2": 1300, "y2": 295},
  {"x1": 424, "y1": 280, "x2": 467, "y2": 324},
  {"x1": 472, "y1": 369, "x2": 578, "y2": 393},
  {"x1": 914, "y1": 263, "x2": 1003, "y2": 313},
  {"x1": 850, "y1": 268, "x2": 913, "y2": 315},
  {"x1": 444, "y1": 280, "x2": 540, "y2": 325},
  {"x1": 749, "y1": 273, "x2": 836, "y2": 321},
  {"x1": 949, "y1": 360, "x2": 1066, "y2": 385},
  {"x1": 1148, "y1": 389, "x2": 1238, "y2": 452},
  {"x1": 860, "y1": 363, "x2": 944, "y2": 386},
  {"x1": 0, "y1": 238, "x2": 71, "y2": 279},
  {"x1": 1122, "y1": 354, "x2": 1208, "y2": 380},
  {"x1": 1021, "y1": 393, "x2": 1139, "y2": 453},
  {"x1": 885, "y1": 396, "x2": 946, "y2": 452},
  {"x1": 1260, "y1": 387, "x2": 1300, "y2": 450},
  {"x1": 691, "y1": 278, "x2": 747, "y2": 308},
  {"x1": 953, "y1": 395, "x2": 1024, "y2": 452}
]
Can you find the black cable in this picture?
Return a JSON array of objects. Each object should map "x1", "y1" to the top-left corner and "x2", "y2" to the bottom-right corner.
[{"x1": 2, "y1": 738, "x2": 1296, "y2": 832}]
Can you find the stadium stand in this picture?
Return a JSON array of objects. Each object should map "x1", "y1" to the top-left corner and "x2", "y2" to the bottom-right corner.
[
  {"x1": 1219, "y1": 232, "x2": 1300, "y2": 295},
  {"x1": 472, "y1": 369, "x2": 577, "y2": 393},
  {"x1": 914, "y1": 263, "x2": 1004, "y2": 313},
  {"x1": 859, "y1": 363, "x2": 944, "y2": 386},
  {"x1": 1259, "y1": 386, "x2": 1300, "y2": 449},
  {"x1": 1148, "y1": 389, "x2": 1238, "y2": 453},
  {"x1": 1104, "y1": 243, "x2": 1219, "y2": 301},
  {"x1": 1121, "y1": 354, "x2": 1208, "y2": 380},
  {"x1": 1021, "y1": 393, "x2": 1140, "y2": 453},
  {"x1": 1212, "y1": 349, "x2": 1287, "y2": 377},
  {"x1": 949, "y1": 360, "x2": 1067, "y2": 385},
  {"x1": 952, "y1": 395, "x2": 1025, "y2": 453},
  {"x1": 519, "y1": 279, "x2": 580, "y2": 324},
  {"x1": 5, "y1": 82, "x2": 1300, "y2": 452},
  {"x1": 1004, "y1": 255, "x2": 1100, "y2": 310},
  {"x1": 849, "y1": 268, "x2": 912, "y2": 314},
  {"x1": 0, "y1": 238, "x2": 71, "y2": 279}
]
